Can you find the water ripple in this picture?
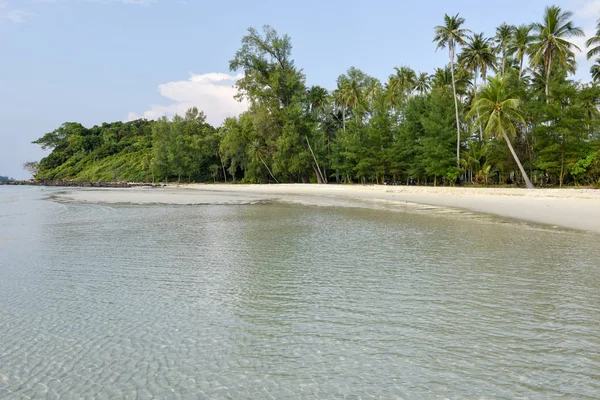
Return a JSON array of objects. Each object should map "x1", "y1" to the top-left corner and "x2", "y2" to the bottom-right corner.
[{"x1": 1, "y1": 188, "x2": 599, "y2": 398}]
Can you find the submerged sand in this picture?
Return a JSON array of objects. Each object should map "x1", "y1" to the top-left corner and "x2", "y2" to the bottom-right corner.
[{"x1": 54, "y1": 184, "x2": 600, "y2": 234}]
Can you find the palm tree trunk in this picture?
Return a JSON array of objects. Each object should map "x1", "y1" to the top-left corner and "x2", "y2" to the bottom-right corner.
[
  {"x1": 473, "y1": 71, "x2": 483, "y2": 141},
  {"x1": 258, "y1": 155, "x2": 279, "y2": 183},
  {"x1": 342, "y1": 107, "x2": 346, "y2": 132},
  {"x1": 220, "y1": 156, "x2": 227, "y2": 183},
  {"x1": 545, "y1": 51, "x2": 552, "y2": 103},
  {"x1": 305, "y1": 135, "x2": 326, "y2": 184},
  {"x1": 560, "y1": 134, "x2": 565, "y2": 187},
  {"x1": 501, "y1": 131, "x2": 534, "y2": 189},
  {"x1": 449, "y1": 45, "x2": 461, "y2": 168},
  {"x1": 519, "y1": 57, "x2": 524, "y2": 81}
]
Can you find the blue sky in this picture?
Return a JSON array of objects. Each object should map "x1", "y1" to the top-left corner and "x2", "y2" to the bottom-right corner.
[{"x1": 1, "y1": 0, "x2": 598, "y2": 179}]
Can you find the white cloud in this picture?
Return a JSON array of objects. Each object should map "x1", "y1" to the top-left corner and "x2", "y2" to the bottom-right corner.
[
  {"x1": 1, "y1": 0, "x2": 154, "y2": 24},
  {"x1": 575, "y1": 0, "x2": 600, "y2": 18},
  {"x1": 36, "y1": 0, "x2": 156, "y2": 5},
  {"x1": 571, "y1": 0, "x2": 599, "y2": 61},
  {"x1": 0, "y1": 1, "x2": 29, "y2": 23},
  {"x1": 127, "y1": 72, "x2": 249, "y2": 126}
]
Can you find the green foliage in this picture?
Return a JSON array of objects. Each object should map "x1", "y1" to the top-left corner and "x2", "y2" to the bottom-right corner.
[{"x1": 31, "y1": 14, "x2": 600, "y2": 187}]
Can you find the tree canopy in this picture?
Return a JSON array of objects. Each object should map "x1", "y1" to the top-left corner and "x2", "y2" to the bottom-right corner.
[{"x1": 32, "y1": 10, "x2": 600, "y2": 188}]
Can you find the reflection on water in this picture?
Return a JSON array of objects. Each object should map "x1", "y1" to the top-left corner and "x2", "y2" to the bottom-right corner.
[{"x1": 1, "y1": 186, "x2": 600, "y2": 398}]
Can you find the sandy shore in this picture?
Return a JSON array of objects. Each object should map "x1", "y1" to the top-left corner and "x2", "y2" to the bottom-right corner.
[{"x1": 54, "y1": 184, "x2": 600, "y2": 234}]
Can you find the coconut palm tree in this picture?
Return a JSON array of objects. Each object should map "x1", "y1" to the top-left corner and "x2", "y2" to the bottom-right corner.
[
  {"x1": 434, "y1": 13, "x2": 470, "y2": 168},
  {"x1": 468, "y1": 76, "x2": 534, "y2": 188},
  {"x1": 459, "y1": 33, "x2": 496, "y2": 139},
  {"x1": 529, "y1": 6, "x2": 584, "y2": 101},
  {"x1": 333, "y1": 78, "x2": 352, "y2": 131},
  {"x1": 364, "y1": 77, "x2": 381, "y2": 104},
  {"x1": 387, "y1": 65, "x2": 416, "y2": 107},
  {"x1": 432, "y1": 66, "x2": 453, "y2": 90},
  {"x1": 592, "y1": 59, "x2": 600, "y2": 83},
  {"x1": 307, "y1": 85, "x2": 329, "y2": 114},
  {"x1": 346, "y1": 78, "x2": 363, "y2": 125},
  {"x1": 495, "y1": 23, "x2": 513, "y2": 76},
  {"x1": 248, "y1": 139, "x2": 278, "y2": 183},
  {"x1": 414, "y1": 72, "x2": 431, "y2": 95},
  {"x1": 586, "y1": 18, "x2": 600, "y2": 60},
  {"x1": 508, "y1": 24, "x2": 534, "y2": 80}
]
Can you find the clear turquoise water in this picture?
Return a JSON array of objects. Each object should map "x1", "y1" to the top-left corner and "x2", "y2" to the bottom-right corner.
[{"x1": 1, "y1": 186, "x2": 600, "y2": 399}]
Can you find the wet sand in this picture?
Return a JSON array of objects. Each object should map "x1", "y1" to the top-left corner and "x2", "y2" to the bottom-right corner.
[{"x1": 53, "y1": 184, "x2": 600, "y2": 234}]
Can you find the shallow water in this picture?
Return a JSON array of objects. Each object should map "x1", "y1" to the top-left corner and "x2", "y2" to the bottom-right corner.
[{"x1": 1, "y1": 186, "x2": 600, "y2": 399}]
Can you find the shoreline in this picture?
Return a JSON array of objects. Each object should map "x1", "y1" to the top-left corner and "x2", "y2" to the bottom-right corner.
[{"x1": 47, "y1": 184, "x2": 600, "y2": 234}]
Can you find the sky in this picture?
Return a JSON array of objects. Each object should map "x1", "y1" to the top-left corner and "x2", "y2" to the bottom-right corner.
[{"x1": 1, "y1": 0, "x2": 599, "y2": 179}]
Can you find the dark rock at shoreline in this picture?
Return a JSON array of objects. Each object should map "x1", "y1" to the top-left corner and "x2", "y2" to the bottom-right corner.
[{"x1": 0, "y1": 180, "x2": 166, "y2": 188}]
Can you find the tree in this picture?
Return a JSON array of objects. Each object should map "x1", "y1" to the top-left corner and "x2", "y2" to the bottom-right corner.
[
  {"x1": 151, "y1": 117, "x2": 172, "y2": 181},
  {"x1": 434, "y1": 13, "x2": 470, "y2": 168},
  {"x1": 586, "y1": 18, "x2": 600, "y2": 60},
  {"x1": 495, "y1": 23, "x2": 513, "y2": 76},
  {"x1": 230, "y1": 25, "x2": 304, "y2": 108},
  {"x1": 387, "y1": 65, "x2": 416, "y2": 107},
  {"x1": 592, "y1": 59, "x2": 600, "y2": 83},
  {"x1": 508, "y1": 24, "x2": 533, "y2": 80},
  {"x1": 333, "y1": 78, "x2": 352, "y2": 132},
  {"x1": 414, "y1": 72, "x2": 431, "y2": 95},
  {"x1": 459, "y1": 33, "x2": 496, "y2": 140},
  {"x1": 469, "y1": 76, "x2": 534, "y2": 188},
  {"x1": 23, "y1": 161, "x2": 39, "y2": 178},
  {"x1": 529, "y1": 6, "x2": 583, "y2": 101}
]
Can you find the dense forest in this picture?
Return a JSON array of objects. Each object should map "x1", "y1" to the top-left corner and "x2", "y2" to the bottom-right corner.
[{"x1": 32, "y1": 6, "x2": 600, "y2": 187}]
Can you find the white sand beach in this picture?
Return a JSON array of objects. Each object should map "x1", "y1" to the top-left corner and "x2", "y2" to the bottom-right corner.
[{"x1": 54, "y1": 184, "x2": 600, "y2": 234}]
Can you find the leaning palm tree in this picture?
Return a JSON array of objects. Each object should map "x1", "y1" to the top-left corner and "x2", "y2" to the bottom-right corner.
[
  {"x1": 586, "y1": 18, "x2": 600, "y2": 60},
  {"x1": 508, "y1": 24, "x2": 533, "y2": 80},
  {"x1": 468, "y1": 76, "x2": 534, "y2": 189},
  {"x1": 434, "y1": 13, "x2": 470, "y2": 168},
  {"x1": 529, "y1": 6, "x2": 584, "y2": 101},
  {"x1": 414, "y1": 72, "x2": 431, "y2": 95},
  {"x1": 248, "y1": 139, "x2": 278, "y2": 183},
  {"x1": 495, "y1": 23, "x2": 513, "y2": 76},
  {"x1": 459, "y1": 33, "x2": 496, "y2": 139}
]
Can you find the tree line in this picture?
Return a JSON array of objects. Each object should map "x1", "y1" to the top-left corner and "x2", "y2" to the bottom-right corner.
[
  {"x1": 0, "y1": 176, "x2": 15, "y2": 182},
  {"x1": 33, "y1": 6, "x2": 600, "y2": 187}
]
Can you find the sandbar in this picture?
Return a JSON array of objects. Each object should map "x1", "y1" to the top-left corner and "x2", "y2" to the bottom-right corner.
[{"x1": 53, "y1": 184, "x2": 600, "y2": 234}]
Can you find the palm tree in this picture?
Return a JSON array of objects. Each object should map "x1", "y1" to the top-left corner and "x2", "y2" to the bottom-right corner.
[
  {"x1": 586, "y1": 18, "x2": 600, "y2": 60},
  {"x1": 307, "y1": 85, "x2": 329, "y2": 115},
  {"x1": 333, "y1": 78, "x2": 351, "y2": 131},
  {"x1": 248, "y1": 139, "x2": 278, "y2": 183},
  {"x1": 592, "y1": 59, "x2": 600, "y2": 83},
  {"x1": 414, "y1": 72, "x2": 431, "y2": 95},
  {"x1": 459, "y1": 33, "x2": 496, "y2": 139},
  {"x1": 508, "y1": 24, "x2": 533, "y2": 80},
  {"x1": 529, "y1": 6, "x2": 583, "y2": 101},
  {"x1": 495, "y1": 23, "x2": 513, "y2": 76},
  {"x1": 468, "y1": 76, "x2": 534, "y2": 188},
  {"x1": 346, "y1": 78, "x2": 363, "y2": 125},
  {"x1": 387, "y1": 65, "x2": 416, "y2": 107},
  {"x1": 434, "y1": 13, "x2": 470, "y2": 168},
  {"x1": 432, "y1": 66, "x2": 453, "y2": 90},
  {"x1": 364, "y1": 77, "x2": 382, "y2": 110}
]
